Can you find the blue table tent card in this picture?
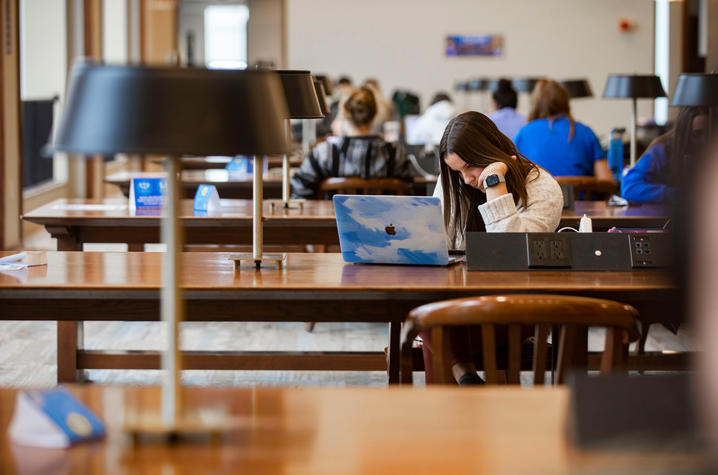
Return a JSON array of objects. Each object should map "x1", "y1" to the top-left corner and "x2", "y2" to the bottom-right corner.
[
  {"x1": 129, "y1": 177, "x2": 166, "y2": 214},
  {"x1": 9, "y1": 387, "x2": 105, "y2": 447},
  {"x1": 225, "y1": 156, "x2": 267, "y2": 177},
  {"x1": 193, "y1": 184, "x2": 221, "y2": 214}
]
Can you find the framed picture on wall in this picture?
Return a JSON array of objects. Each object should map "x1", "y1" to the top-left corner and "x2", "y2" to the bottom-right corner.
[{"x1": 445, "y1": 35, "x2": 503, "y2": 57}]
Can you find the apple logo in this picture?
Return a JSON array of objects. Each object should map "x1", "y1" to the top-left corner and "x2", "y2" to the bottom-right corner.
[{"x1": 385, "y1": 224, "x2": 396, "y2": 236}]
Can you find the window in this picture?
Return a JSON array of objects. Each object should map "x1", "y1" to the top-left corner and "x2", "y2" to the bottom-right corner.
[{"x1": 204, "y1": 5, "x2": 249, "y2": 70}]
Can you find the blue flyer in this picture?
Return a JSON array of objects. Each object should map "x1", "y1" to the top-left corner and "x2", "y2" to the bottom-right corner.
[
  {"x1": 129, "y1": 177, "x2": 166, "y2": 214},
  {"x1": 225, "y1": 156, "x2": 268, "y2": 177},
  {"x1": 9, "y1": 387, "x2": 105, "y2": 447},
  {"x1": 193, "y1": 184, "x2": 221, "y2": 215}
]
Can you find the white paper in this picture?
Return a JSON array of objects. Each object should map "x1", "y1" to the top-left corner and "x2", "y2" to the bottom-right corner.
[
  {"x1": 0, "y1": 263, "x2": 27, "y2": 271},
  {"x1": 0, "y1": 252, "x2": 26, "y2": 264},
  {"x1": 9, "y1": 393, "x2": 70, "y2": 448}
]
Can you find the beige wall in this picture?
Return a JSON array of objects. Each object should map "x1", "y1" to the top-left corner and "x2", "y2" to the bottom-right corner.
[
  {"x1": 287, "y1": 0, "x2": 656, "y2": 136},
  {"x1": 247, "y1": 0, "x2": 284, "y2": 67},
  {"x1": 707, "y1": 0, "x2": 718, "y2": 71}
]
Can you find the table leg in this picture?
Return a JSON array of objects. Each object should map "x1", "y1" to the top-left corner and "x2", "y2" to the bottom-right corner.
[
  {"x1": 388, "y1": 322, "x2": 401, "y2": 384},
  {"x1": 127, "y1": 243, "x2": 145, "y2": 252},
  {"x1": 47, "y1": 226, "x2": 82, "y2": 251},
  {"x1": 57, "y1": 322, "x2": 85, "y2": 383}
]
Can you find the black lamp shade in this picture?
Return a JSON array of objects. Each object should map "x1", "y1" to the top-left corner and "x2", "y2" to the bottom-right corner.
[
  {"x1": 602, "y1": 74, "x2": 666, "y2": 99},
  {"x1": 469, "y1": 78, "x2": 488, "y2": 91},
  {"x1": 315, "y1": 74, "x2": 333, "y2": 96},
  {"x1": 561, "y1": 79, "x2": 593, "y2": 98},
  {"x1": 313, "y1": 79, "x2": 330, "y2": 115},
  {"x1": 54, "y1": 61, "x2": 290, "y2": 156},
  {"x1": 276, "y1": 70, "x2": 323, "y2": 119},
  {"x1": 512, "y1": 78, "x2": 542, "y2": 93},
  {"x1": 670, "y1": 73, "x2": 718, "y2": 106}
]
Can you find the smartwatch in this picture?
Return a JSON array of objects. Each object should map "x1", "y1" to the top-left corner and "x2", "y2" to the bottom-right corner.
[{"x1": 483, "y1": 173, "x2": 506, "y2": 189}]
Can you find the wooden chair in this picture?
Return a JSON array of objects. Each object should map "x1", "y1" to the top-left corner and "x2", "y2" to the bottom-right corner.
[
  {"x1": 316, "y1": 177, "x2": 410, "y2": 199},
  {"x1": 306, "y1": 177, "x2": 411, "y2": 333},
  {"x1": 400, "y1": 294, "x2": 639, "y2": 385},
  {"x1": 556, "y1": 176, "x2": 619, "y2": 201}
]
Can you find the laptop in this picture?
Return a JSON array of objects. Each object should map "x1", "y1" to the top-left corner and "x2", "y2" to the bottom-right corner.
[{"x1": 333, "y1": 195, "x2": 462, "y2": 265}]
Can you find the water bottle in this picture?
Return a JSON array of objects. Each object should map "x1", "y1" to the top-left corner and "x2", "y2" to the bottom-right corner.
[{"x1": 608, "y1": 128, "x2": 625, "y2": 179}]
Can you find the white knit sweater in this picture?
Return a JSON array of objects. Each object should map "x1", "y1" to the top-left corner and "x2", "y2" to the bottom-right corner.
[{"x1": 433, "y1": 167, "x2": 564, "y2": 248}]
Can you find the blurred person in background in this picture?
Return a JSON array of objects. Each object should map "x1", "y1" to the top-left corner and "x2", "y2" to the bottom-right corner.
[
  {"x1": 514, "y1": 79, "x2": 611, "y2": 179},
  {"x1": 292, "y1": 86, "x2": 410, "y2": 199},
  {"x1": 407, "y1": 92, "x2": 456, "y2": 146},
  {"x1": 487, "y1": 78, "x2": 526, "y2": 140},
  {"x1": 363, "y1": 78, "x2": 394, "y2": 135},
  {"x1": 621, "y1": 106, "x2": 709, "y2": 204},
  {"x1": 326, "y1": 76, "x2": 354, "y2": 136}
]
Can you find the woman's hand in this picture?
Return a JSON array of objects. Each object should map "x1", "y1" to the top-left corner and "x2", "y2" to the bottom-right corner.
[{"x1": 477, "y1": 160, "x2": 509, "y2": 193}]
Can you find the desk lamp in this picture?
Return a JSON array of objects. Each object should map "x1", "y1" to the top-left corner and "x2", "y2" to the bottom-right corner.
[
  {"x1": 53, "y1": 61, "x2": 289, "y2": 436},
  {"x1": 273, "y1": 70, "x2": 323, "y2": 209},
  {"x1": 315, "y1": 74, "x2": 333, "y2": 96},
  {"x1": 670, "y1": 73, "x2": 718, "y2": 131},
  {"x1": 603, "y1": 74, "x2": 666, "y2": 167},
  {"x1": 301, "y1": 77, "x2": 330, "y2": 154},
  {"x1": 561, "y1": 79, "x2": 593, "y2": 99},
  {"x1": 314, "y1": 78, "x2": 331, "y2": 115}
]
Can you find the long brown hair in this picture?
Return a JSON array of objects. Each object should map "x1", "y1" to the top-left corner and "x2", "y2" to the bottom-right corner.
[
  {"x1": 439, "y1": 111, "x2": 537, "y2": 246},
  {"x1": 651, "y1": 106, "x2": 710, "y2": 185},
  {"x1": 528, "y1": 79, "x2": 575, "y2": 140}
]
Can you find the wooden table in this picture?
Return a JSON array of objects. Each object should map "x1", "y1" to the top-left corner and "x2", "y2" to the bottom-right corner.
[
  {"x1": 105, "y1": 171, "x2": 436, "y2": 200},
  {"x1": 0, "y1": 385, "x2": 703, "y2": 474},
  {"x1": 24, "y1": 199, "x2": 339, "y2": 251},
  {"x1": 150, "y1": 156, "x2": 303, "y2": 170},
  {"x1": 0, "y1": 252, "x2": 678, "y2": 384},
  {"x1": 24, "y1": 199, "x2": 669, "y2": 251}
]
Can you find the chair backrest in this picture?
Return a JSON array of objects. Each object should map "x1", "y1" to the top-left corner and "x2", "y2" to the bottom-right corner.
[
  {"x1": 400, "y1": 294, "x2": 639, "y2": 385},
  {"x1": 316, "y1": 177, "x2": 410, "y2": 199},
  {"x1": 556, "y1": 176, "x2": 619, "y2": 201}
]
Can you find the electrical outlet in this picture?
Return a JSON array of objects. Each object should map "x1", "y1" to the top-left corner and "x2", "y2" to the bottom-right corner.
[
  {"x1": 629, "y1": 234, "x2": 659, "y2": 267},
  {"x1": 527, "y1": 234, "x2": 572, "y2": 267}
]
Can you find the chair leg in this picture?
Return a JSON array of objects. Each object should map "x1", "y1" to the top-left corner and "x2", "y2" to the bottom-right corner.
[
  {"x1": 305, "y1": 322, "x2": 316, "y2": 332},
  {"x1": 432, "y1": 327, "x2": 454, "y2": 384},
  {"x1": 556, "y1": 325, "x2": 576, "y2": 385},
  {"x1": 400, "y1": 322, "x2": 420, "y2": 385},
  {"x1": 601, "y1": 328, "x2": 628, "y2": 374},
  {"x1": 635, "y1": 322, "x2": 650, "y2": 375}
]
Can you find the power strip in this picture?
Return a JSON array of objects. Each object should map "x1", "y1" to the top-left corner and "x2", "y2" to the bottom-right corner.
[{"x1": 465, "y1": 232, "x2": 671, "y2": 271}]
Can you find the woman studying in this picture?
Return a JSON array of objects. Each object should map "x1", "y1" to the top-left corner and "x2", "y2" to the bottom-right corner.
[
  {"x1": 291, "y1": 86, "x2": 410, "y2": 199},
  {"x1": 514, "y1": 79, "x2": 612, "y2": 179},
  {"x1": 621, "y1": 106, "x2": 709, "y2": 204},
  {"x1": 428, "y1": 111, "x2": 563, "y2": 384}
]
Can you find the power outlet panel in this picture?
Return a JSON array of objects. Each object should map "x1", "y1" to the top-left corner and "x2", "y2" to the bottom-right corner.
[
  {"x1": 526, "y1": 234, "x2": 572, "y2": 268},
  {"x1": 629, "y1": 234, "x2": 670, "y2": 268},
  {"x1": 465, "y1": 232, "x2": 670, "y2": 271}
]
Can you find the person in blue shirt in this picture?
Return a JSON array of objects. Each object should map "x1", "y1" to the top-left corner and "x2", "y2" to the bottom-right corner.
[
  {"x1": 514, "y1": 79, "x2": 612, "y2": 179},
  {"x1": 487, "y1": 78, "x2": 526, "y2": 139},
  {"x1": 621, "y1": 106, "x2": 709, "y2": 204}
]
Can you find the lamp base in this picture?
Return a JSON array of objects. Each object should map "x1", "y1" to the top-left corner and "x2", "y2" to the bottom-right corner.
[
  {"x1": 124, "y1": 410, "x2": 242, "y2": 444},
  {"x1": 267, "y1": 199, "x2": 306, "y2": 211},
  {"x1": 228, "y1": 253, "x2": 286, "y2": 271}
]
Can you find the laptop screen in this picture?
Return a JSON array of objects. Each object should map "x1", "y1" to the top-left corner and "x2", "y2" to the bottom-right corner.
[{"x1": 333, "y1": 195, "x2": 451, "y2": 265}]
